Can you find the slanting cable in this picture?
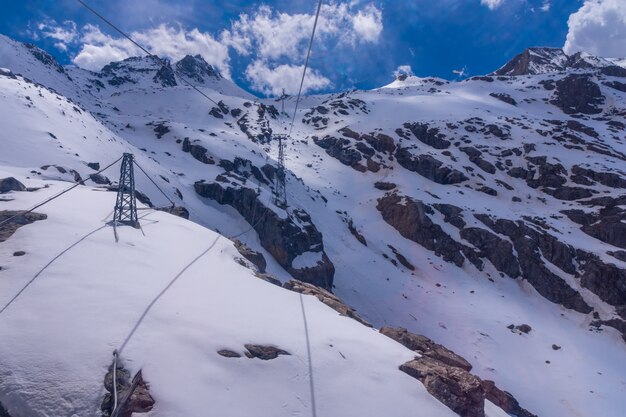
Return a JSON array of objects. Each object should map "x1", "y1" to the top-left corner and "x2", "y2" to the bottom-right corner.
[
  {"x1": 0, "y1": 156, "x2": 122, "y2": 229},
  {"x1": 299, "y1": 294, "x2": 318, "y2": 417},
  {"x1": 133, "y1": 160, "x2": 175, "y2": 206},
  {"x1": 76, "y1": 0, "x2": 220, "y2": 107},
  {"x1": 0, "y1": 224, "x2": 107, "y2": 315},
  {"x1": 288, "y1": 0, "x2": 323, "y2": 139},
  {"x1": 117, "y1": 234, "x2": 221, "y2": 354}
]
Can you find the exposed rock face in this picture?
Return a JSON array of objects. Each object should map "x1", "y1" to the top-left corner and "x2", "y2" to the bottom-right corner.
[
  {"x1": 550, "y1": 74, "x2": 604, "y2": 115},
  {"x1": 460, "y1": 227, "x2": 520, "y2": 278},
  {"x1": 234, "y1": 239, "x2": 267, "y2": 273},
  {"x1": 387, "y1": 327, "x2": 537, "y2": 417},
  {"x1": 182, "y1": 138, "x2": 215, "y2": 164},
  {"x1": 377, "y1": 194, "x2": 475, "y2": 268},
  {"x1": 284, "y1": 280, "x2": 371, "y2": 327},
  {"x1": 153, "y1": 63, "x2": 177, "y2": 87},
  {"x1": 577, "y1": 253, "x2": 626, "y2": 306},
  {"x1": 395, "y1": 149, "x2": 468, "y2": 184},
  {"x1": 380, "y1": 327, "x2": 472, "y2": 371},
  {"x1": 217, "y1": 349, "x2": 242, "y2": 358},
  {"x1": 489, "y1": 92, "x2": 517, "y2": 106},
  {"x1": 175, "y1": 55, "x2": 221, "y2": 83},
  {"x1": 481, "y1": 380, "x2": 538, "y2": 417},
  {"x1": 244, "y1": 344, "x2": 290, "y2": 360},
  {"x1": 403, "y1": 122, "x2": 451, "y2": 149},
  {"x1": 400, "y1": 357, "x2": 485, "y2": 417},
  {"x1": 493, "y1": 47, "x2": 568, "y2": 76},
  {"x1": 0, "y1": 177, "x2": 26, "y2": 193},
  {"x1": 195, "y1": 181, "x2": 334, "y2": 289},
  {"x1": 475, "y1": 214, "x2": 592, "y2": 313},
  {"x1": 0, "y1": 211, "x2": 47, "y2": 242}
]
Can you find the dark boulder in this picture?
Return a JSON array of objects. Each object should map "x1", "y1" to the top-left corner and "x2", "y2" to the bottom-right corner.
[
  {"x1": 244, "y1": 344, "x2": 290, "y2": 360},
  {"x1": 0, "y1": 211, "x2": 47, "y2": 243},
  {"x1": 400, "y1": 357, "x2": 485, "y2": 417},
  {"x1": 0, "y1": 177, "x2": 26, "y2": 193},
  {"x1": 396, "y1": 149, "x2": 468, "y2": 184}
]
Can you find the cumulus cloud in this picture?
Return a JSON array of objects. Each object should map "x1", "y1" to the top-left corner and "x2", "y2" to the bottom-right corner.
[
  {"x1": 564, "y1": 0, "x2": 626, "y2": 58},
  {"x1": 245, "y1": 60, "x2": 331, "y2": 96},
  {"x1": 480, "y1": 0, "x2": 505, "y2": 10},
  {"x1": 225, "y1": 3, "x2": 383, "y2": 61},
  {"x1": 37, "y1": 20, "x2": 78, "y2": 51},
  {"x1": 72, "y1": 24, "x2": 231, "y2": 77}
]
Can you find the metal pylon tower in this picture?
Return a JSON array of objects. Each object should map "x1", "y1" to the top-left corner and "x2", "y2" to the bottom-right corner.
[
  {"x1": 273, "y1": 135, "x2": 287, "y2": 208},
  {"x1": 113, "y1": 153, "x2": 139, "y2": 227}
]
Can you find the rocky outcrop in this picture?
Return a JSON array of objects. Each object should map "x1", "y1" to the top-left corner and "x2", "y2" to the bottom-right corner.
[
  {"x1": 460, "y1": 227, "x2": 520, "y2": 278},
  {"x1": 182, "y1": 138, "x2": 215, "y2": 164},
  {"x1": 481, "y1": 380, "x2": 538, "y2": 417},
  {"x1": 380, "y1": 327, "x2": 472, "y2": 371},
  {"x1": 395, "y1": 149, "x2": 468, "y2": 184},
  {"x1": 234, "y1": 239, "x2": 267, "y2": 273},
  {"x1": 195, "y1": 181, "x2": 334, "y2": 289},
  {"x1": 0, "y1": 177, "x2": 26, "y2": 193},
  {"x1": 102, "y1": 365, "x2": 154, "y2": 417},
  {"x1": 576, "y1": 253, "x2": 626, "y2": 306},
  {"x1": 244, "y1": 344, "x2": 290, "y2": 360},
  {"x1": 377, "y1": 194, "x2": 479, "y2": 268},
  {"x1": 388, "y1": 327, "x2": 537, "y2": 417},
  {"x1": 475, "y1": 214, "x2": 592, "y2": 313},
  {"x1": 400, "y1": 357, "x2": 485, "y2": 417},
  {"x1": 0, "y1": 401, "x2": 12, "y2": 417},
  {"x1": 284, "y1": 280, "x2": 371, "y2": 326},
  {"x1": 550, "y1": 74, "x2": 604, "y2": 115},
  {"x1": 403, "y1": 122, "x2": 451, "y2": 149},
  {"x1": 0, "y1": 211, "x2": 47, "y2": 242}
]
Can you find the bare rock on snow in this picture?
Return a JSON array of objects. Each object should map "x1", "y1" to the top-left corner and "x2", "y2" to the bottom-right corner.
[
  {"x1": 0, "y1": 211, "x2": 47, "y2": 243},
  {"x1": 400, "y1": 357, "x2": 485, "y2": 417},
  {"x1": 0, "y1": 177, "x2": 26, "y2": 193},
  {"x1": 481, "y1": 380, "x2": 538, "y2": 417},
  {"x1": 234, "y1": 239, "x2": 267, "y2": 273},
  {"x1": 244, "y1": 344, "x2": 290, "y2": 360},
  {"x1": 284, "y1": 280, "x2": 372, "y2": 327},
  {"x1": 217, "y1": 349, "x2": 242, "y2": 358},
  {"x1": 380, "y1": 327, "x2": 472, "y2": 371}
]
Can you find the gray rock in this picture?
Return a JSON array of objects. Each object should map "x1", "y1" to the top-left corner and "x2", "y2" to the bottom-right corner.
[{"x1": 0, "y1": 177, "x2": 26, "y2": 193}]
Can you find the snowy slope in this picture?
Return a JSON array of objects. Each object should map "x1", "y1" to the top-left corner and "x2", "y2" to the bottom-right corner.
[
  {"x1": 1, "y1": 34, "x2": 626, "y2": 417},
  {"x1": 0, "y1": 175, "x2": 457, "y2": 417}
]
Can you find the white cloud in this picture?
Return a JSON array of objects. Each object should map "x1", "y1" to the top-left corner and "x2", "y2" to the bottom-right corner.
[
  {"x1": 540, "y1": 1, "x2": 551, "y2": 12},
  {"x1": 353, "y1": 5, "x2": 383, "y2": 42},
  {"x1": 225, "y1": 3, "x2": 383, "y2": 61},
  {"x1": 37, "y1": 20, "x2": 78, "y2": 51},
  {"x1": 393, "y1": 65, "x2": 413, "y2": 78},
  {"x1": 564, "y1": 0, "x2": 626, "y2": 58},
  {"x1": 245, "y1": 60, "x2": 331, "y2": 96},
  {"x1": 73, "y1": 24, "x2": 231, "y2": 77},
  {"x1": 480, "y1": 0, "x2": 505, "y2": 10}
]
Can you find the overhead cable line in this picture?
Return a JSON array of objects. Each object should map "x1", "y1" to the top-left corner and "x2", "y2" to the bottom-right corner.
[
  {"x1": 76, "y1": 0, "x2": 220, "y2": 107},
  {"x1": 0, "y1": 156, "x2": 122, "y2": 230},
  {"x1": 133, "y1": 160, "x2": 175, "y2": 207},
  {"x1": 287, "y1": 0, "x2": 323, "y2": 139}
]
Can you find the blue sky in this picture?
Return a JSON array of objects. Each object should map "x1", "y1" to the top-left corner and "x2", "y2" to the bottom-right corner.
[{"x1": 2, "y1": 0, "x2": 622, "y2": 96}]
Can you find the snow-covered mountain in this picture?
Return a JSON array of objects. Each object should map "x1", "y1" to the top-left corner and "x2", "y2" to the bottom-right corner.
[{"x1": 1, "y1": 34, "x2": 625, "y2": 417}]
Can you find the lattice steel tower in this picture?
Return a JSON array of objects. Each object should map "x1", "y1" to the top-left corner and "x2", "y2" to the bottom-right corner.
[
  {"x1": 273, "y1": 134, "x2": 287, "y2": 208},
  {"x1": 113, "y1": 153, "x2": 139, "y2": 227}
]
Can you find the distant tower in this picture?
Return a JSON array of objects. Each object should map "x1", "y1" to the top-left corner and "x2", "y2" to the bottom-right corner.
[
  {"x1": 113, "y1": 153, "x2": 139, "y2": 227},
  {"x1": 281, "y1": 88, "x2": 286, "y2": 114},
  {"x1": 273, "y1": 135, "x2": 287, "y2": 208}
]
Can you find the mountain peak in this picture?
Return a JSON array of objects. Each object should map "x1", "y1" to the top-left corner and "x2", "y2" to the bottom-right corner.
[
  {"x1": 175, "y1": 54, "x2": 221, "y2": 84},
  {"x1": 493, "y1": 47, "x2": 626, "y2": 76}
]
